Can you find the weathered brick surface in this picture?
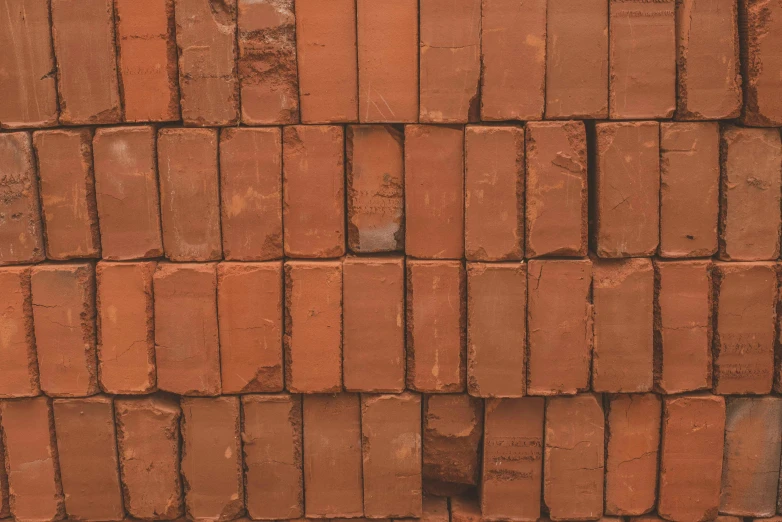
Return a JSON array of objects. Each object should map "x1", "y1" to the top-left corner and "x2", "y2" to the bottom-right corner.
[
  {"x1": 741, "y1": 0, "x2": 782, "y2": 126},
  {"x1": 0, "y1": 267, "x2": 39, "y2": 398}
]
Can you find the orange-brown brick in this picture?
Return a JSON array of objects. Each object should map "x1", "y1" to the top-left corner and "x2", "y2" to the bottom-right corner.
[
  {"x1": 396, "y1": 496, "x2": 448, "y2": 522},
  {"x1": 0, "y1": 267, "x2": 39, "y2": 398},
  {"x1": 741, "y1": 0, "x2": 782, "y2": 126},
  {"x1": 0, "y1": 434, "x2": 6, "y2": 518}
]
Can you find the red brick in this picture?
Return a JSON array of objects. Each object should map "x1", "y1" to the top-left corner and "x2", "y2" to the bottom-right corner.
[
  {"x1": 407, "y1": 260, "x2": 465, "y2": 393},
  {"x1": 303, "y1": 394, "x2": 363, "y2": 518},
  {"x1": 153, "y1": 263, "x2": 221, "y2": 396},
  {"x1": 220, "y1": 127, "x2": 283, "y2": 261},
  {"x1": 295, "y1": 0, "x2": 358, "y2": 123},
  {"x1": 284, "y1": 261, "x2": 342, "y2": 393},
  {"x1": 157, "y1": 128, "x2": 222, "y2": 261},
  {"x1": 96, "y1": 261, "x2": 156, "y2": 395},
  {"x1": 241, "y1": 394, "x2": 303, "y2": 520},
  {"x1": 31, "y1": 263, "x2": 98, "y2": 397},
  {"x1": 52, "y1": 397, "x2": 123, "y2": 520},
  {"x1": 115, "y1": 0, "x2": 180, "y2": 122},
  {"x1": 594, "y1": 122, "x2": 660, "y2": 257},
  {"x1": 0, "y1": 267, "x2": 39, "y2": 397},
  {"x1": 395, "y1": 496, "x2": 448, "y2": 522},
  {"x1": 33, "y1": 129, "x2": 101, "y2": 260},
  {"x1": 405, "y1": 125, "x2": 465, "y2": 259},
  {"x1": 464, "y1": 125, "x2": 525, "y2": 261},
  {"x1": 741, "y1": 0, "x2": 782, "y2": 126},
  {"x1": 466, "y1": 262, "x2": 526, "y2": 398},
  {"x1": 0, "y1": 432, "x2": 6, "y2": 518},
  {"x1": 115, "y1": 396, "x2": 183, "y2": 520},
  {"x1": 481, "y1": 0, "x2": 546, "y2": 121},
  {"x1": 50, "y1": 0, "x2": 121, "y2": 124},
  {"x1": 283, "y1": 125, "x2": 345, "y2": 258},
  {"x1": 217, "y1": 262, "x2": 283, "y2": 393},
  {"x1": 527, "y1": 259, "x2": 592, "y2": 396},
  {"x1": 450, "y1": 496, "x2": 482, "y2": 522},
  {"x1": 482, "y1": 397, "x2": 544, "y2": 521},
  {"x1": 660, "y1": 122, "x2": 720, "y2": 257},
  {"x1": 93, "y1": 126, "x2": 164, "y2": 260},
  {"x1": 343, "y1": 257, "x2": 405, "y2": 392}
]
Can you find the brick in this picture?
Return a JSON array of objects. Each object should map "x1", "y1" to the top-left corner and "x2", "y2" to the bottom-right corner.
[
  {"x1": 115, "y1": 396, "x2": 183, "y2": 520},
  {"x1": 217, "y1": 262, "x2": 283, "y2": 394},
  {"x1": 346, "y1": 125, "x2": 405, "y2": 253},
  {"x1": 0, "y1": 267, "x2": 39, "y2": 397},
  {"x1": 34, "y1": 129, "x2": 101, "y2": 260},
  {"x1": 594, "y1": 122, "x2": 660, "y2": 257},
  {"x1": 295, "y1": 0, "x2": 358, "y2": 123},
  {"x1": 658, "y1": 395, "x2": 725, "y2": 522},
  {"x1": 659, "y1": 122, "x2": 720, "y2": 257},
  {"x1": 343, "y1": 257, "x2": 405, "y2": 393},
  {"x1": 241, "y1": 394, "x2": 303, "y2": 520},
  {"x1": 52, "y1": 397, "x2": 123, "y2": 521},
  {"x1": 482, "y1": 397, "x2": 545, "y2": 521},
  {"x1": 741, "y1": 0, "x2": 782, "y2": 126},
  {"x1": 466, "y1": 263, "x2": 526, "y2": 398},
  {"x1": 464, "y1": 125, "x2": 525, "y2": 261},
  {"x1": 713, "y1": 262, "x2": 776, "y2": 394},
  {"x1": 450, "y1": 496, "x2": 482, "y2": 522},
  {"x1": 50, "y1": 0, "x2": 121, "y2": 124},
  {"x1": 481, "y1": 0, "x2": 546, "y2": 120},
  {"x1": 407, "y1": 260, "x2": 466, "y2": 393},
  {"x1": 115, "y1": 0, "x2": 179, "y2": 122},
  {"x1": 220, "y1": 127, "x2": 283, "y2": 261},
  {"x1": 609, "y1": 0, "x2": 676, "y2": 119},
  {"x1": 545, "y1": 0, "x2": 608, "y2": 119},
  {"x1": 0, "y1": 432, "x2": 6, "y2": 518},
  {"x1": 719, "y1": 126, "x2": 782, "y2": 261},
  {"x1": 93, "y1": 126, "x2": 164, "y2": 260},
  {"x1": 395, "y1": 496, "x2": 449, "y2": 522},
  {"x1": 527, "y1": 259, "x2": 592, "y2": 396},
  {"x1": 96, "y1": 261, "x2": 156, "y2": 395},
  {"x1": 153, "y1": 263, "x2": 221, "y2": 396},
  {"x1": 157, "y1": 128, "x2": 222, "y2": 261},
  {"x1": 283, "y1": 125, "x2": 346, "y2": 258},
  {"x1": 284, "y1": 261, "x2": 342, "y2": 393},
  {"x1": 303, "y1": 394, "x2": 363, "y2": 518},
  {"x1": 31, "y1": 263, "x2": 98, "y2": 397},
  {"x1": 525, "y1": 121, "x2": 588, "y2": 257},
  {"x1": 405, "y1": 125, "x2": 465, "y2": 259}
]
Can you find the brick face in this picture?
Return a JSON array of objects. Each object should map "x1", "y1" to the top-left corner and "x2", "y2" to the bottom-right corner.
[{"x1": 0, "y1": 267, "x2": 39, "y2": 398}]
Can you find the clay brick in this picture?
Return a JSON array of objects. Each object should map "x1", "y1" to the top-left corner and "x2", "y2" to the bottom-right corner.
[
  {"x1": 50, "y1": 0, "x2": 121, "y2": 124},
  {"x1": 362, "y1": 393, "x2": 422, "y2": 518},
  {"x1": 115, "y1": 396, "x2": 183, "y2": 520},
  {"x1": 346, "y1": 125, "x2": 405, "y2": 253},
  {"x1": 0, "y1": 267, "x2": 39, "y2": 397},
  {"x1": 544, "y1": 394, "x2": 604, "y2": 520},
  {"x1": 241, "y1": 394, "x2": 303, "y2": 520},
  {"x1": 96, "y1": 261, "x2": 156, "y2": 395},
  {"x1": 395, "y1": 496, "x2": 448, "y2": 522},
  {"x1": 52, "y1": 397, "x2": 123, "y2": 521},
  {"x1": 0, "y1": 0, "x2": 58, "y2": 128},
  {"x1": 450, "y1": 496, "x2": 482, "y2": 522},
  {"x1": 115, "y1": 0, "x2": 179, "y2": 122},
  {"x1": 740, "y1": 0, "x2": 782, "y2": 126},
  {"x1": 592, "y1": 258, "x2": 654, "y2": 393},
  {"x1": 283, "y1": 125, "x2": 346, "y2": 258},
  {"x1": 303, "y1": 394, "x2": 363, "y2": 518},
  {"x1": 220, "y1": 127, "x2": 283, "y2": 261},
  {"x1": 466, "y1": 263, "x2": 526, "y2": 398},
  {"x1": 153, "y1": 263, "x2": 221, "y2": 396},
  {"x1": 33, "y1": 129, "x2": 101, "y2": 260},
  {"x1": 545, "y1": 0, "x2": 609, "y2": 119},
  {"x1": 407, "y1": 260, "x2": 466, "y2": 393},
  {"x1": 93, "y1": 126, "x2": 164, "y2": 260},
  {"x1": 0, "y1": 432, "x2": 6, "y2": 519},
  {"x1": 609, "y1": 0, "x2": 676, "y2": 119},
  {"x1": 343, "y1": 257, "x2": 405, "y2": 393},
  {"x1": 481, "y1": 0, "x2": 546, "y2": 120},
  {"x1": 594, "y1": 122, "x2": 660, "y2": 257},
  {"x1": 719, "y1": 126, "x2": 782, "y2": 261},
  {"x1": 527, "y1": 259, "x2": 592, "y2": 396},
  {"x1": 157, "y1": 128, "x2": 222, "y2": 261},
  {"x1": 464, "y1": 125, "x2": 525, "y2": 261},
  {"x1": 525, "y1": 121, "x2": 588, "y2": 257},
  {"x1": 405, "y1": 125, "x2": 465, "y2": 259},
  {"x1": 660, "y1": 122, "x2": 720, "y2": 257},
  {"x1": 713, "y1": 262, "x2": 776, "y2": 395},
  {"x1": 31, "y1": 263, "x2": 98, "y2": 397},
  {"x1": 295, "y1": 0, "x2": 358, "y2": 123},
  {"x1": 284, "y1": 261, "x2": 342, "y2": 393},
  {"x1": 482, "y1": 397, "x2": 545, "y2": 521},
  {"x1": 238, "y1": 0, "x2": 299, "y2": 124},
  {"x1": 605, "y1": 394, "x2": 661, "y2": 515},
  {"x1": 217, "y1": 262, "x2": 283, "y2": 394}
]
